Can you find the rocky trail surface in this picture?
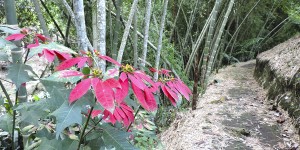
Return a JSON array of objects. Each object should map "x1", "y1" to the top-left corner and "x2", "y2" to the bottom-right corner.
[{"x1": 160, "y1": 60, "x2": 299, "y2": 150}]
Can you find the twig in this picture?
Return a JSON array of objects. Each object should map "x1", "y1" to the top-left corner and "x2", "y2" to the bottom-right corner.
[
  {"x1": 77, "y1": 106, "x2": 94, "y2": 150},
  {"x1": 0, "y1": 80, "x2": 13, "y2": 107},
  {"x1": 126, "y1": 105, "x2": 140, "y2": 132}
]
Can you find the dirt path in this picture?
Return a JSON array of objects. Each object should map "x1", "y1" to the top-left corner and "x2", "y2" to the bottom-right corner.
[{"x1": 160, "y1": 60, "x2": 299, "y2": 150}]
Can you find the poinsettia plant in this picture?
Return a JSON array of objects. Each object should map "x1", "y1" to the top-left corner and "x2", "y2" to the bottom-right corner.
[{"x1": 0, "y1": 27, "x2": 191, "y2": 149}]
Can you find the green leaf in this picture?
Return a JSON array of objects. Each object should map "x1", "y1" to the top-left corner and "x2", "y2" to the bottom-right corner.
[
  {"x1": 0, "y1": 114, "x2": 13, "y2": 134},
  {"x1": 36, "y1": 128, "x2": 55, "y2": 140},
  {"x1": 0, "y1": 52, "x2": 8, "y2": 61},
  {"x1": 37, "y1": 138, "x2": 62, "y2": 150},
  {"x1": 29, "y1": 42, "x2": 77, "y2": 58},
  {"x1": 0, "y1": 25, "x2": 20, "y2": 34},
  {"x1": 51, "y1": 101, "x2": 83, "y2": 139},
  {"x1": 37, "y1": 137, "x2": 79, "y2": 150},
  {"x1": 61, "y1": 138, "x2": 79, "y2": 150},
  {"x1": 0, "y1": 94, "x2": 3, "y2": 105},
  {"x1": 0, "y1": 37, "x2": 17, "y2": 49},
  {"x1": 43, "y1": 71, "x2": 82, "y2": 84},
  {"x1": 7, "y1": 64, "x2": 38, "y2": 88},
  {"x1": 101, "y1": 124, "x2": 137, "y2": 150}
]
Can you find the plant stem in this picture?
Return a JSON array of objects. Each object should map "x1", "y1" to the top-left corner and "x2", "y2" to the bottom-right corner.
[
  {"x1": 0, "y1": 80, "x2": 13, "y2": 108},
  {"x1": 11, "y1": 91, "x2": 18, "y2": 150},
  {"x1": 83, "y1": 118, "x2": 102, "y2": 138},
  {"x1": 77, "y1": 106, "x2": 94, "y2": 150},
  {"x1": 126, "y1": 105, "x2": 140, "y2": 132}
]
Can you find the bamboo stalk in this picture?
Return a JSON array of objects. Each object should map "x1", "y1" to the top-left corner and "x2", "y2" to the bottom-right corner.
[
  {"x1": 116, "y1": 0, "x2": 139, "y2": 64},
  {"x1": 153, "y1": 0, "x2": 169, "y2": 81},
  {"x1": 141, "y1": 0, "x2": 152, "y2": 67}
]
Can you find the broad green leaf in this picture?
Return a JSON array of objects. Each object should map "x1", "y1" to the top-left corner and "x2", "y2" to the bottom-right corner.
[
  {"x1": 0, "y1": 52, "x2": 8, "y2": 61},
  {"x1": 36, "y1": 128, "x2": 55, "y2": 140},
  {"x1": 86, "y1": 137, "x2": 105, "y2": 150},
  {"x1": 101, "y1": 124, "x2": 137, "y2": 150},
  {"x1": 0, "y1": 25, "x2": 20, "y2": 34},
  {"x1": 18, "y1": 107, "x2": 47, "y2": 125},
  {"x1": 7, "y1": 64, "x2": 38, "y2": 88},
  {"x1": 0, "y1": 94, "x2": 3, "y2": 105},
  {"x1": 0, "y1": 37, "x2": 17, "y2": 49},
  {"x1": 37, "y1": 138, "x2": 63, "y2": 150},
  {"x1": 29, "y1": 42, "x2": 77, "y2": 58},
  {"x1": 51, "y1": 100, "x2": 83, "y2": 139},
  {"x1": 61, "y1": 138, "x2": 79, "y2": 150},
  {"x1": 0, "y1": 114, "x2": 13, "y2": 134},
  {"x1": 39, "y1": 80, "x2": 70, "y2": 111},
  {"x1": 37, "y1": 137, "x2": 79, "y2": 150}
]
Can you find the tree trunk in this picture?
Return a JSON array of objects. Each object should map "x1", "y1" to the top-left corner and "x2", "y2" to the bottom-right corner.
[
  {"x1": 4, "y1": 0, "x2": 27, "y2": 103},
  {"x1": 32, "y1": 0, "x2": 49, "y2": 37},
  {"x1": 206, "y1": 0, "x2": 234, "y2": 79},
  {"x1": 153, "y1": 0, "x2": 169, "y2": 81},
  {"x1": 184, "y1": 11, "x2": 212, "y2": 74},
  {"x1": 97, "y1": 0, "x2": 106, "y2": 72},
  {"x1": 133, "y1": 13, "x2": 138, "y2": 68},
  {"x1": 73, "y1": 0, "x2": 88, "y2": 51},
  {"x1": 141, "y1": 0, "x2": 152, "y2": 67},
  {"x1": 112, "y1": 0, "x2": 122, "y2": 59},
  {"x1": 116, "y1": 0, "x2": 139, "y2": 64},
  {"x1": 200, "y1": 0, "x2": 222, "y2": 88}
]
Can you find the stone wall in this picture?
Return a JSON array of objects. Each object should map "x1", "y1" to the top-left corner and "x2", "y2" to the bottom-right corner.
[{"x1": 254, "y1": 36, "x2": 300, "y2": 129}]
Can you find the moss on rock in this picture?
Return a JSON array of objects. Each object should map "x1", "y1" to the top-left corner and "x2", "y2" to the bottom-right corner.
[{"x1": 254, "y1": 36, "x2": 300, "y2": 132}]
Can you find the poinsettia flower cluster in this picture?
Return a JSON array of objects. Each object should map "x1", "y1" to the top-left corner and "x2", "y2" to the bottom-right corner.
[
  {"x1": 150, "y1": 68, "x2": 192, "y2": 106},
  {"x1": 56, "y1": 52, "x2": 192, "y2": 126},
  {"x1": 5, "y1": 30, "x2": 71, "y2": 63}
]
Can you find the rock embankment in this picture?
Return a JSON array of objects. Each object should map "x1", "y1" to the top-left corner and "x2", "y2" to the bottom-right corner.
[{"x1": 254, "y1": 36, "x2": 300, "y2": 130}]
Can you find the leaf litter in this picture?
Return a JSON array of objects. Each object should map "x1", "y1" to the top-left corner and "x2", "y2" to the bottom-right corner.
[{"x1": 160, "y1": 60, "x2": 299, "y2": 150}]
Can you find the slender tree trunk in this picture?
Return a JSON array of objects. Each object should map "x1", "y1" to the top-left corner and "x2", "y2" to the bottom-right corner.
[
  {"x1": 97, "y1": 0, "x2": 106, "y2": 72},
  {"x1": 74, "y1": 0, "x2": 88, "y2": 51},
  {"x1": 169, "y1": 0, "x2": 184, "y2": 42},
  {"x1": 108, "y1": 1, "x2": 113, "y2": 50},
  {"x1": 40, "y1": 0, "x2": 64, "y2": 39},
  {"x1": 141, "y1": 0, "x2": 152, "y2": 67},
  {"x1": 183, "y1": 0, "x2": 201, "y2": 47},
  {"x1": 154, "y1": 0, "x2": 169, "y2": 81},
  {"x1": 223, "y1": 0, "x2": 261, "y2": 56},
  {"x1": 192, "y1": 52, "x2": 201, "y2": 110},
  {"x1": 112, "y1": 0, "x2": 122, "y2": 59},
  {"x1": 133, "y1": 13, "x2": 138, "y2": 68},
  {"x1": 32, "y1": 0, "x2": 49, "y2": 37},
  {"x1": 92, "y1": 0, "x2": 98, "y2": 49},
  {"x1": 205, "y1": 0, "x2": 234, "y2": 80},
  {"x1": 116, "y1": 0, "x2": 139, "y2": 64},
  {"x1": 200, "y1": 0, "x2": 221, "y2": 88},
  {"x1": 4, "y1": 0, "x2": 27, "y2": 103},
  {"x1": 184, "y1": 11, "x2": 212, "y2": 74},
  {"x1": 4, "y1": 1, "x2": 26, "y2": 149}
]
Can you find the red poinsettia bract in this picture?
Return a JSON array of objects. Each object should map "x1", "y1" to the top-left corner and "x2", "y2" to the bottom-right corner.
[
  {"x1": 91, "y1": 103, "x2": 134, "y2": 127},
  {"x1": 120, "y1": 65, "x2": 159, "y2": 111},
  {"x1": 153, "y1": 69, "x2": 192, "y2": 106}
]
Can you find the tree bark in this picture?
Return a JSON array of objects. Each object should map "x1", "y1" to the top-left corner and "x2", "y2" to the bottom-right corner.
[
  {"x1": 112, "y1": 0, "x2": 122, "y2": 59},
  {"x1": 32, "y1": 0, "x2": 49, "y2": 37},
  {"x1": 4, "y1": 0, "x2": 27, "y2": 103},
  {"x1": 141, "y1": 0, "x2": 152, "y2": 67},
  {"x1": 97, "y1": 0, "x2": 106, "y2": 72},
  {"x1": 153, "y1": 0, "x2": 169, "y2": 81},
  {"x1": 206, "y1": 0, "x2": 234, "y2": 80},
  {"x1": 116, "y1": 0, "x2": 139, "y2": 64},
  {"x1": 133, "y1": 13, "x2": 138, "y2": 68},
  {"x1": 73, "y1": 0, "x2": 88, "y2": 51},
  {"x1": 200, "y1": 0, "x2": 222, "y2": 88}
]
